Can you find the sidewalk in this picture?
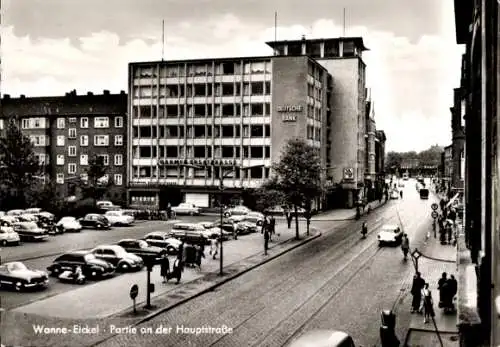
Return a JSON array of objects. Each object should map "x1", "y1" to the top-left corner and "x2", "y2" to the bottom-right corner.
[
  {"x1": 404, "y1": 223, "x2": 460, "y2": 346},
  {"x1": 311, "y1": 198, "x2": 387, "y2": 221}
]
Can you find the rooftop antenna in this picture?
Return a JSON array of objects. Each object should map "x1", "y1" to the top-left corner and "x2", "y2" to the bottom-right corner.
[
  {"x1": 343, "y1": 8, "x2": 346, "y2": 36},
  {"x1": 274, "y1": 11, "x2": 277, "y2": 55},
  {"x1": 161, "y1": 19, "x2": 165, "y2": 61}
]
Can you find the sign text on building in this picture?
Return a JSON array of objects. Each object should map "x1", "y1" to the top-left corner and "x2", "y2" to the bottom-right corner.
[
  {"x1": 277, "y1": 105, "x2": 303, "y2": 112},
  {"x1": 158, "y1": 158, "x2": 238, "y2": 166}
]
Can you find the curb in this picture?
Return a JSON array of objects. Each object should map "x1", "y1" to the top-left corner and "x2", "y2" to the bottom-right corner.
[{"x1": 90, "y1": 229, "x2": 321, "y2": 346}]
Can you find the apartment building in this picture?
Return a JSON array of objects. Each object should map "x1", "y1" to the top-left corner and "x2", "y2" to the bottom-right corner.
[
  {"x1": 127, "y1": 55, "x2": 328, "y2": 209},
  {"x1": 0, "y1": 90, "x2": 128, "y2": 203},
  {"x1": 267, "y1": 37, "x2": 383, "y2": 207},
  {"x1": 450, "y1": 86, "x2": 465, "y2": 192}
]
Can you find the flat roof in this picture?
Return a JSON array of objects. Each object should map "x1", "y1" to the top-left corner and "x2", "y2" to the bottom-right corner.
[
  {"x1": 266, "y1": 36, "x2": 369, "y2": 51},
  {"x1": 129, "y1": 54, "x2": 329, "y2": 73}
]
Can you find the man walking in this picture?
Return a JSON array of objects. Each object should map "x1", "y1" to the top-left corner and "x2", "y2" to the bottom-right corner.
[
  {"x1": 411, "y1": 272, "x2": 426, "y2": 313},
  {"x1": 263, "y1": 225, "x2": 270, "y2": 255},
  {"x1": 437, "y1": 272, "x2": 448, "y2": 307}
]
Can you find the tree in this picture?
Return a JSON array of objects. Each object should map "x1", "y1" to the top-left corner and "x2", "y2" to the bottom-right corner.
[
  {"x1": 0, "y1": 118, "x2": 41, "y2": 208},
  {"x1": 253, "y1": 178, "x2": 285, "y2": 215},
  {"x1": 273, "y1": 138, "x2": 322, "y2": 239},
  {"x1": 80, "y1": 155, "x2": 111, "y2": 205}
]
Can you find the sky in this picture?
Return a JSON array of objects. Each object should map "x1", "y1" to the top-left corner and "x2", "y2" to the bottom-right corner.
[{"x1": 1, "y1": 0, "x2": 465, "y2": 152}]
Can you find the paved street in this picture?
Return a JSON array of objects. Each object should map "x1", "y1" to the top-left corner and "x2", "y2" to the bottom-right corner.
[
  {"x1": 0, "y1": 216, "x2": 209, "y2": 309},
  {"x1": 90, "y1": 181, "x2": 440, "y2": 347}
]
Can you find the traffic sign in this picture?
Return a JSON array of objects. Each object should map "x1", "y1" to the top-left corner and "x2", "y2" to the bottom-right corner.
[
  {"x1": 431, "y1": 203, "x2": 438, "y2": 211},
  {"x1": 431, "y1": 211, "x2": 438, "y2": 219},
  {"x1": 130, "y1": 284, "x2": 139, "y2": 300}
]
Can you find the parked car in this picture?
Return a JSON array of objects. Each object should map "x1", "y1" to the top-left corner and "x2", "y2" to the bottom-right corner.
[
  {"x1": 96, "y1": 201, "x2": 120, "y2": 210},
  {"x1": 6, "y1": 210, "x2": 24, "y2": 216},
  {"x1": 223, "y1": 205, "x2": 251, "y2": 218},
  {"x1": 17, "y1": 214, "x2": 39, "y2": 223},
  {"x1": 35, "y1": 214, "x2": 59, "y2": 235},
  {"x1": 143, "y1": 232, "x2": 181, "y2": 254},
  {"x1": 289, "y1": 330, "x2": 355, "y2": 347},
  {"x1": 242, "y1": 213, "x2": 265, "y2": 226},
  {"x1": 170, "y1": 223, "x2": 209, "y2": 245},
  {"x1": 377, "y1": 224, "x2": 403, "y2": 246},
  {"x1": 24, "y1": 208, "x2": 42, "y2": 214},
  {"x1": 198, "y1": 222, "x2": 232, "y2": 240},
  {"x1": 56, "y1": 217, "x2": 82, "y2": 233},
  {"x1": 90, "y1": 245, "x2": 144, "y2": 272},
  {"x1": 235, "y1": 219, "x2": 259, "y2": 235},
  {"x1": 104, "y1": 210, "x2": 135, "y2": 226},
  {"x1": 171, "y1": 203, "x2": 200, "y2": 216},
  {"x1": 78, "y1": 214, "x2": 111, "y2": 229},
  {"x1": 116, "y1": 239, "x2": 167, "y2": 263},
  {"x1": 0, "y1": 216, "x2": 19, "y2": 226},
  {"x1": 0, "y1": 262, "x2": 49, "y2": 291},
  {"x1": 0, "y1": 222, "x2": 20, "y2": 246},
  {"x1": 12, "y1": 222, "x2": 49, "y2": 241},
  {"x1": 0, "y1": 211, "x2": 5, "y2": 217},
  {"x1": 47, "y1": 251, "x2": 115, "y2": 278}
]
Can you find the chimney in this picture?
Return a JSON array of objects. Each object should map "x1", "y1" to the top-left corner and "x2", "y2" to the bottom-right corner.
[
  {"x1": 120, "y1": 90, "x2": 125, "y2": 95},
  {"x1": 103, "y1": 90, "x2": 110, "y2": 95},
  {"x1": 3, "y1": 94, "x2": 10, "y2": 99},
  {"x1": 87, "y1": 92, "x2": 93, "y2": 96},
  {"x1": 20, "y1": 94, "x2": 25, "y2": 99}
]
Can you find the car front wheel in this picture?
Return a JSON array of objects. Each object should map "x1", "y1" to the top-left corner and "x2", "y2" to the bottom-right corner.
[{"x1": 1, "y1": 240, "x2": 7, "y2": 246}]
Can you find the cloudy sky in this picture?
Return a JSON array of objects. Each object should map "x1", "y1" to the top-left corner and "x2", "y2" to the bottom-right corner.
[{"x1": 1, "y1": 0, "x2": 464, "y2": 152}]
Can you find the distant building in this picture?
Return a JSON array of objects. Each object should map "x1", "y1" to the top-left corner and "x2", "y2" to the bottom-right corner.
[
  {"x1": 0, "y1": 90, "x2": 128, "y2": 203},
  {"x1": 442, "y1": 144, "x2": 453, "y2": 194},
  {"x1": 450, "y1": 87, "x2": 465, "y2": 192}
]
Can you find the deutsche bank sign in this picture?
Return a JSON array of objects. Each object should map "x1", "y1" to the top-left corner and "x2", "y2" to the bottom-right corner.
[{"x1": 277, "y1": 105, "x2": 302, "y2": 122}]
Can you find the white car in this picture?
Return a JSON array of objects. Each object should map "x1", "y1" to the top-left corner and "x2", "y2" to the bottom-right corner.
[
  {"x1": 24, "y1": 208, "x2": 42, "y2": 214},
  {"x1": 104, "y1": 210, "x2": 135, "y2": 226},
  {"x1": 197, "y1": 222, "x2": 232, "y2": 240},
  {"x1": 244, "y1": 212, "x2": 265, "y2": 226},
  {"x1": 172, "y1": 203, "x2": 200, "y2": 216},
  {"x1": 377, "y1": 224, "x2": 403, "y2": 246},
  {"x1": 6, "y1": 209, "x2": 24, "y2": 216},
  {"x1": 90, "y1": 245, "x2": 143, "y2": 272},
  {"x1": 223, "y1": 206, "x2": 250, "y2": 217},
  {"x1": 56, "y1": 217, "x2": 82, "y2": 232},
  {"x1": 0, "y1": 223, "x2": 20, "y2": 246}
]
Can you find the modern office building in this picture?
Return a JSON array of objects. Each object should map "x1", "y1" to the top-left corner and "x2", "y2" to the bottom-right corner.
[
  {"x1": 0, "y1": 90, "x2": 128, "y2": 203},
  {"x1": 127, "y1": 55, "x2": 328, "y2": 209}
]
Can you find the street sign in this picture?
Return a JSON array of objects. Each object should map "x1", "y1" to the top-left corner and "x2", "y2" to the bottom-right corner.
[
  {"x1": 431, "y1": 211, "x2": 438, "y2": 219},
  {"x1": 130, "y1": 284, "x2": 139, "y2": 300},
  {"x1": 431, "y1": 203, "x2": 439, "y2": 211}
]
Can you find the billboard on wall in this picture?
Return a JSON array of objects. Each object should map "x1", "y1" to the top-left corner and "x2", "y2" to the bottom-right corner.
[{"x1": 158, "y1": 158, "x2": 238, "y2": 166}]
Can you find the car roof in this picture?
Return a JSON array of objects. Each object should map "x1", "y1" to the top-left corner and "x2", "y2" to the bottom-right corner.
[
  {"x1": 95, "y1": 245, "x2": 122, "y2": 251},
  {"x1": 382, "y1": 224, "x2": 399, "y2": 230},
  {"x1": 289, "y1": 330, "x2": 352, "y2": 347},
  {"x1": 145, "y1": 231, "x2": 168, "y2": 236},
  {"x1": 63, "y1": 250, "x2": 91, "y2": 256}
]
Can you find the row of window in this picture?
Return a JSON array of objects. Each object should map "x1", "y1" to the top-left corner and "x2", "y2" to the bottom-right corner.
[
  {"x1": 21, "y1": 117, "x2": 49, "y2": 129},
  {"x1": 134, "y1": 61, "x2": 272, "y2": 79},
  {"x1": 132, "y1": 166, "x2": 270, "y2": 179},
  {"x1": 134, "y1": 146, "x2": 272, "y2": 159},
  {"x1": 56, "y1": 154, "x2": 123, "y2": 166},
  {"x1": 55, "y1": 116, "x2": 123, "y2": 129},
  {"x1": 133, "y1": 124, "x2": 271, "y2": 138},
  {"x1": 134, "y1": 81, "x2": 272, "y2": 99},
  {"x1": 133, "y1": 103, "x2": 272, "y2": 118},
  {"x1": 56, "y1": 134, "x2": 123, "y2": 147},
  {"x1": 56, "y1": 173, "x2": 123, "y2": 185}
]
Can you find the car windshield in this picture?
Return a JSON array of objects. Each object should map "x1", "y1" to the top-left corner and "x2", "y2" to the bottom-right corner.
[
  {"x1": 21, "y1": 222, "x2": 38, "y2": 230},
  {"x1": 137, "y1": 240, "x2": 148, "y2": 248},
  {"x1": 106, "y1": 212, "x2": 118, "y2": 216},
  {"x1": 112, "y1": 247, "x2": 127, "y2": 256},
  {"x1": 8, "y1": 262, "x2": 27, "y2": 271}
]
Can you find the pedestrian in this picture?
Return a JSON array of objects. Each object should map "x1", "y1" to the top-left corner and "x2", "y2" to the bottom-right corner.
[
  {"x1": 270, "y1": 216, "x2": 276, "y2": 240},
  {"x1": 178, "y1": 241, "x2": 184, "y2": 262},
  {"x1": 160, "y1": 254, "x2": 170, "y2": 283},
  {"x1": 194, "y1": 244, "x2": 205, "y2": 270},
  {"x1": 172, "y1": 257, "x2": 182, "y2": 284},
  {"x1": 437, "y1": 272, "x2": 448, "y2": 307},
  {"x1": 209, "y1": 238, "x2": 219, "y2": 259},
  {"x1": 400, "y1": 190, "x2": 403, "y2": 199},
  {"x1": 422, "y1": 283, "x2": 435, "y2": 323},
  {"x1": 410, "y1": 272, "x2": 425, "y2": 313},
  {"x1": 286, "y1": 211, "x2": 293, "y2": 229},
  {"x1": 167, "y1": 202, "x2": 172, "y2": 219},
  {"x1": 263, "y1": 226, "x2": 270, "y2": 255},
  {"x1": 401, "y1": 233, "x2": 410, "y2": 259}
]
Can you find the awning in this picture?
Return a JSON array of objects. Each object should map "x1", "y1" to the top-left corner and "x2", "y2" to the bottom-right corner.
[{"x1": 446, "y1": 193, "x2": 461, "y2": 208}]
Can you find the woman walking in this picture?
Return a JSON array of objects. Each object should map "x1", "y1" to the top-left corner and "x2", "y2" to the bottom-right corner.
[
  {"x1": 422, "y1": 283, "x2": 435, "y2": 323},
  {"x1": 160, "y1": 254, "x2": 170, "y2": 283}
]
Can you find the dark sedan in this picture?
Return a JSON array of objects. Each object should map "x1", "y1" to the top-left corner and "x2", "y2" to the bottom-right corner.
[
  {"x1": 0, "y1": 262, "x2": 49, "y2": 291},
  {"x1": 78, "y1": 214, "x2": 111, "y2": 230},
  {"x1": 47, "y1": 251, "x2": 115, "y2": 278},
  {"x1": 117, "y1": 239, "x2": 167, "y2": 263}
]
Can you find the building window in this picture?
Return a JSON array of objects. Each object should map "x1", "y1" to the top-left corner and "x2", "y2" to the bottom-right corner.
[
  {"x1": 80, "y1": 154, "x2": 88, "y2": 165},
  {"x1": 80, "y1": 135, "x2": 89, "y2": 146},
  {"x1": 114, "y1": 154, "x2": 123, "y2": 166},
  {"x1": 114, "y1": 174, "x2": 123, "y2": 186},
  {"x1": 68, "y1": 146, "x2": 77, "y2": 157},
  {"x1": 81, "y1": 117, "x2": 89, "y2": 128},
  {"x1": 57, "y1": 118, "x2": 65, "y2": 129},
  {"x1": 57, "y1": 136, "x2": 65, "y2": 147},
  {"x1": 69, "y1": 117, "x2": 77, "y2": 123},
  {"x1": 94, "y1": 135, "x2": 109, "y2": 146},
  {"x1": 68, "y1": 163, "x2": 77, "y2": 174},
  {"x1": 94, "y1": 117, "x2": 109, "y2": 128},
  {"x1": 114, "y1": 135, "x2": 123, "y2": 146},
  {"x1": 115, "y1": 116, "x2": 123, "y2": 128},
  {"x1": 30, "y1": 135, "x2": 46, "y2": 146},
  {"x1": 56, "y1": 173, "x2": 64, "y2": 184},
  {"x1": 68, "y1": 128, "x2": 77, "y2": 139},
  {"x1": 56, "y1": 155, "x2": 64, "y2": 165},
  {"x1": 33, "y1": 118, "x2": 41, "y2": 128},
  {"x1": 98, "y1": 154, "x2": 109, "y2": 166},
  {"x1": 21, "y1": 119, "x2": 30, "y2": 129}
]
